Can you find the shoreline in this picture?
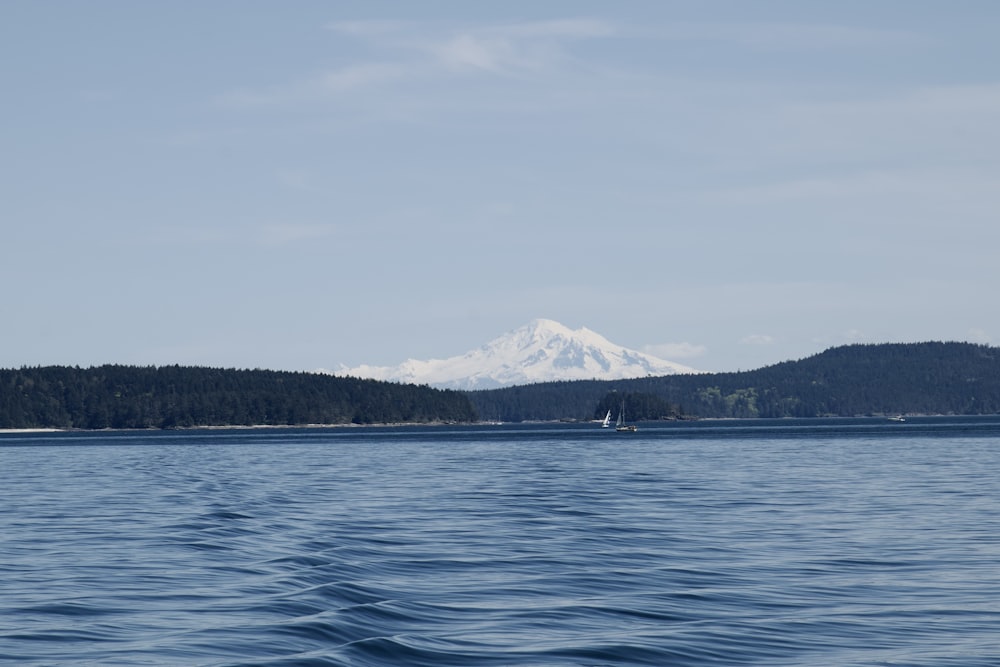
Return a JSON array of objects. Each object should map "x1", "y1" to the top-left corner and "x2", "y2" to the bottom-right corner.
[
  {"x1": 0, "y1": 414, "x2": 987, "y2": 435},
  {"x1": 0, "y1": 428, "x2": 64, "y2": 433},
  {"x1": 0, "y1": 421, "x2": 472, "y2": 434}
]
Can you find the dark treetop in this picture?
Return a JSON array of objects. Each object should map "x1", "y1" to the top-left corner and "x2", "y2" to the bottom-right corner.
[{"x1": 0, "y1": 365, "x2": 477, "y2": 430}]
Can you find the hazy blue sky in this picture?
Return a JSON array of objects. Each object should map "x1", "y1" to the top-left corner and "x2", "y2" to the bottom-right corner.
[{"x1": 4, "y1": 2, "x2": 998, "y2": 373}]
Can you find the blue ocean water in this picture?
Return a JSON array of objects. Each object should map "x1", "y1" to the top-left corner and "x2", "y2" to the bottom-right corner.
[{"x1": 2, "y1": 417, "x2": 1000, "y2": 666}]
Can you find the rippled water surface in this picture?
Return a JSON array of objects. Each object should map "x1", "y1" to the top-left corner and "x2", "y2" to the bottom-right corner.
[{"x1": 3, "y1": 417, "x2": 1000, "y2": 666}]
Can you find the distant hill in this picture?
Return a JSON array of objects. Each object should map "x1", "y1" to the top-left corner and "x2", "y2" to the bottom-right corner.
[
  {"x1": 4, "y1": 342, "x2": 997, "y2": 430},
  {"x1": 466, "y1": 342, "x2": 1000, "y2": 422},
  {"x1": 0, "y1": 365, "x2": 477, "y2": 430},
  {"x1": 328, "y1": 319, "x2": 699, "y2": 389}
]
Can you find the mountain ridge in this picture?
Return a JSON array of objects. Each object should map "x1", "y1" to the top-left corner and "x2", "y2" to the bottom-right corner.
[{"x1": 329, "y1": 319, "x2": 700, "y2": 390}]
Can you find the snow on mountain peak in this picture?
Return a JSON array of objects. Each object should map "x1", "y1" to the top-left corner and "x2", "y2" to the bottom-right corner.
[{"x1": 328, "y1": 319, "x2": 700, "y2": 390}]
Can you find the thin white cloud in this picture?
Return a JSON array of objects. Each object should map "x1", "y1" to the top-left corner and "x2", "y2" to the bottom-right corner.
[
  {"x1": 223, "y1": 16, "x2": 929, "y2": 113},
  {"x1": 329, "y1": 17, "x2": 613, "y2": 39},
  {"x1": 437, "y1": 19, "x2": 614, "y2": 72},
  {"x1": 431, "y1": 33, "x2": 519, "y2": 72},
  {"x1": 644, "y1": 342, "x2": 707, "y2": 360},
  {"x1": 968, "y1": 328, "x2": 992, "y2": 344},
  {"x1": 327, "y1": 17, "x2": 894, "y2": 53},
  {"x1": 319, "y1": 63, "x2": 402, "y2": 92},
  {"x1": 739, "y1": 334, "x2": 775, "y2": 346},
  {"x1": 250, "y1": 17, "x2": 617, "y2": 100},
  {"x1": 812, "y1": 330, "x2": 868, "y2": 347},
  {"x1": 215, "y1": 62, "x2": 404, "y2": 107}
]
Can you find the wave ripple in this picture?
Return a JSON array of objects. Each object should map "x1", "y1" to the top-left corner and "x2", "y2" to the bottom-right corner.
[{"x1": 3, "y1": 420, "x2": 1000, "y2": 665}]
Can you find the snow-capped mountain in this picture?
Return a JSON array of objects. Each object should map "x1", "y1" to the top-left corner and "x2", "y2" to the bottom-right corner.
[{"x1": 329, "y1": 319, "x2": 700, "y2": 390}]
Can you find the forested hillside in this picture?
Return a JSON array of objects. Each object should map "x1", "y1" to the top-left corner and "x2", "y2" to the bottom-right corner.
[
  {"x1": 4, "y1": 343, "x2": 997, "y2": 430},
  {"x1": 467, "y1": 342, "x2": 1000, "y2": 421},
  {"x1": 0, "y1": 365, "x2": 477, "y2": 430}
]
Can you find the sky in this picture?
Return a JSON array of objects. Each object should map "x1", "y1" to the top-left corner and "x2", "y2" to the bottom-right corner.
[{"x1": 3, "y1": 1, "x2": 999, "y2": 374}]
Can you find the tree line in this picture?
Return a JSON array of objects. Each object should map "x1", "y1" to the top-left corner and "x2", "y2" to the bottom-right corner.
[
  {"x1": 0, "y1": 365, "x2": 477, "y2": 430},
  {"x1": 4, "y1": 342, "x2": 998, "y2": 430}
]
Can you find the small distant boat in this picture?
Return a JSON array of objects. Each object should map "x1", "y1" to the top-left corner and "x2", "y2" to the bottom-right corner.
[
  {"x1": 601, "y1": 410, "x2": 612, "y2": 428},
  {"x1": 888, "y1": 415, "x2": 906, "y2": 422},
  {"x1": 615, "y1": 400, "x2": 637, "y2": 432}
]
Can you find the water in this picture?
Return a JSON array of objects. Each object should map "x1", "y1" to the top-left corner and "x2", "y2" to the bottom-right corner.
[{"x1": 2, "y1": 417, "x2": 1000, "y2": 666}]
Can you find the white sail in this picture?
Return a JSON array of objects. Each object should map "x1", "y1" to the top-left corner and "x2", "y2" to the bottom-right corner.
[
  {"x1": 602, "y1": 410, "x2": 611, "y2": 428},
  {"x1": 615, "y1": 399, "x2": 637, "y2": 432}
]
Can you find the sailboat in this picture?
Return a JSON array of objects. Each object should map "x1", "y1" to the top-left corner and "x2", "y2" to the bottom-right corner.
[
  {"x1": 615, "y1": 399, "x2": 637, "y2": 432},
  {"x1": 601, "y1": 410, "x2": 612, "y2": 428}
]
